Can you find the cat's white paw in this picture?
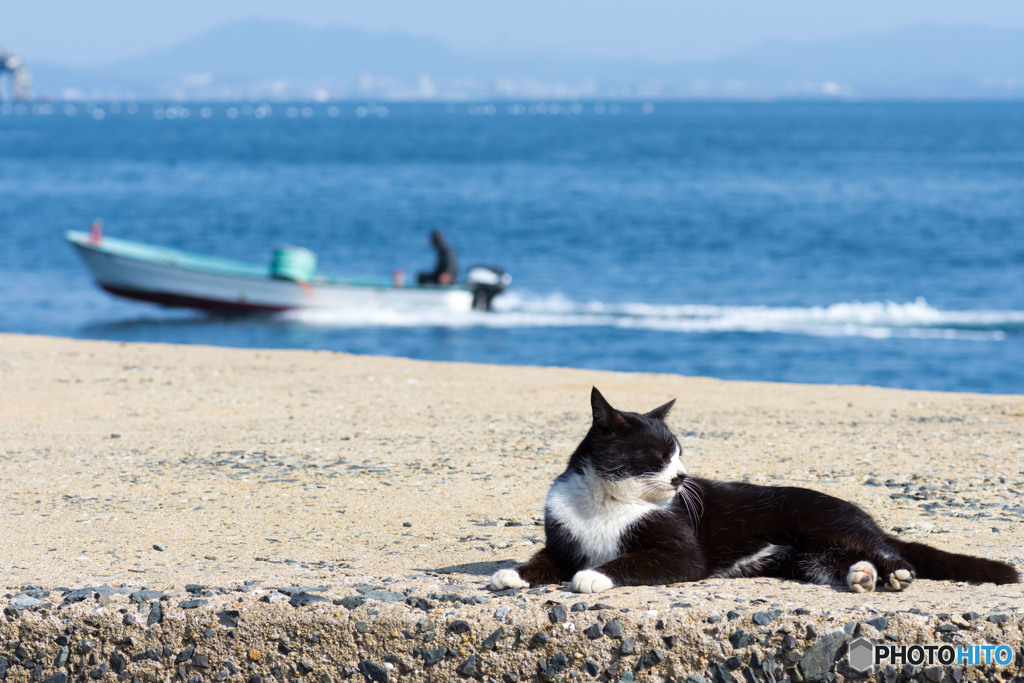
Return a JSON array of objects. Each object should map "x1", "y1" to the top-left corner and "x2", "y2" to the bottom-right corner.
[
  {"x1": 571, "y1": 569, "x2": 614, "y2": 594},
  {"x1": 846, "y1": 561, "x2": 878, "y2": 593},
  {"x1": 885, "y1": 568, "x2": 914, "y2": 592},
  {"x1": 490, "y1": 568, "x2": 529, "y2": 590}
]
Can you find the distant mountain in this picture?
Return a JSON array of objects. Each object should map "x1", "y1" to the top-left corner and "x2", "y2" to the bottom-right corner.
[{"x1": 25, "y1": 20, "x2": 1024, "y2": 101}]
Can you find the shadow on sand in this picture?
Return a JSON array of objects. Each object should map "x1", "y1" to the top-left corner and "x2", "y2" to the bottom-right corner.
[{"x1": 428, "y1": 560, "x2": 518, "y2": 576}]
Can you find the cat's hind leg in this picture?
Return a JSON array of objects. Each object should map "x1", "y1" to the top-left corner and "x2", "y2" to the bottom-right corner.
[
  {"x1": 791, "y1": 547, "x2": 911, "y2": 593},
  {"x1": 846, "y1": 561, "x2": 878, "y2": 593},
  {"x1": 860, "y1": 552, "x2": 915, "y2": 591},
  {"x1": 489, "y1": 548, "x2": 563, "y2": 590},
  {"x1": 843, "y1": 558, "x2": 914, "y2": 592},
  {"x1": 845, "y1": 559, "x2": 914, "y2": 592},
  {"x1": 882, "y1": 567, "x2": 914, "y2": 591}
]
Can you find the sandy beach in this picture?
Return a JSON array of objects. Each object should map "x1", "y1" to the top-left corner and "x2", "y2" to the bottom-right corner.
[{"x1": 1, "y1": 332, "x2": 1022, "y2": 682}]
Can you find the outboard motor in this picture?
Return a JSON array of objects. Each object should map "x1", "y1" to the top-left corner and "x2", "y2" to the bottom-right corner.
[{"x1": 465, "y1": 265, "x2": 511, "y2": 311}]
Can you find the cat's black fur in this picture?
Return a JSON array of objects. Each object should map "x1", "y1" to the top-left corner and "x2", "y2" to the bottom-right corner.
[{"x1": 490, "y1": 388, "x2": 1019, "y2": 593}]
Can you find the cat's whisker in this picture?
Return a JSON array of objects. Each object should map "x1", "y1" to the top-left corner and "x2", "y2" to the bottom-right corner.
[
  {"x1": 678, "y1": 485, "x2": 700, "y2": 532},
  {"x1": 678, "y1": 478, "x2": 705, "y2": 532},
  {"x1": 679, "y1": 481, "x2": 704, "y2": 518}
]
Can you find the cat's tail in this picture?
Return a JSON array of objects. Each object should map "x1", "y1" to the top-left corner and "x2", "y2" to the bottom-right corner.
[{"x1": 891, "y1": 537, "x2": 1019, "y2": 584}]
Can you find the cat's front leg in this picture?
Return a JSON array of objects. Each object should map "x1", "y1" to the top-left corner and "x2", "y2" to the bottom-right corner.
[
  {"x1": 571, "y1": 569, "x2": 615, "y2": 593},
  {"x1": 490, "y1": 568, "x2": 529, "y2": 590},
  {"x1": 490, "y1": 548, "x2": 564, "y2": 590},
  {"x1": 572, "y1": 547, "x2": 707, "y2": 593}
]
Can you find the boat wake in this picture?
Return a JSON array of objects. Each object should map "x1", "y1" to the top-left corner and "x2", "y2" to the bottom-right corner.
[{"x1": 279, "y1": 294, "x2": 1024, "y2": 341}]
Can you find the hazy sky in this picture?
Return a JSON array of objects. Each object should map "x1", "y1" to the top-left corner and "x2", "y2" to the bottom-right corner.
[{"x1": 5, "y1": 0, "x2": 1024, "y2": 66}]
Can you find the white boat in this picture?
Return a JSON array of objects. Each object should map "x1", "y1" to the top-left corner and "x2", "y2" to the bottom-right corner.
[{"x1": 65, "y1": 228, "x2": 511, "y2": 313}]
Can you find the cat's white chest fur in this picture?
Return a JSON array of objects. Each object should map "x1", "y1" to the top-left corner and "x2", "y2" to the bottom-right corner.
[{"x1": 545, "y1": 467, "x2": 670, "y2": 568}]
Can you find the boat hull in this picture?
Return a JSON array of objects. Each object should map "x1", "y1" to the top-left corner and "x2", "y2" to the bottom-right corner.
[{"x1": 67, "y1": 232, "x2": 477, "y2": 313}]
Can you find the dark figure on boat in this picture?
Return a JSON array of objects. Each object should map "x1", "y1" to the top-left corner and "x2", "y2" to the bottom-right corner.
[{"x1": 418, "y1": 230, "x2": 458, "y2": 285}]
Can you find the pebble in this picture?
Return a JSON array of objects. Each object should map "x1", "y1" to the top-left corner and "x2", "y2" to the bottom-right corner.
[
  {"x1": 110, "y1": 652, "x2": 129, "y2": 674},
  {"x1": 988, "y1": 613, "x2": 1009, "y2": 624},
  {"x1": 289, "y1": 592, "x2": 331, "y2": 608},
  {"x1": 584, "y1": 623, "x2": 603, "y2": 640},
  {"x1": 217, "y1": 610, "x2": 240, "y2": 628},
  {"x1": 548, "y1": 604, "x2": 568, "y2": 623},
  {"x1": 456, "y1": 654, "x2": 477, "y2": 677},
  {"x1": 357, "y1": 660, "x2": 389, "y2": 683},
  {"x1": 407, "y1": 596, "x2": 432, "y2": 611},
  {"x1": 130, "y1": 590, "x2": 163, "y2": 603},
  {"x1": 710, "y1": 662, "x2": 738, "y2": 683},
  {"x1": 147, "y1": 601, "x2": 163, "y2": 626},
  {"x1": 949, "y1": 614, "x2": 971, "y2": 628},
  {"x1": 864, "y1": 616, "x2": 889, "y2": 631},
  {"x1": 602, "y1": 619, "x2": 624, "y2": 639},
  {"x1": 63, "y1": 588, "x2": 94, "y2": 603},
  {"x1": 335, "y1": 596, "x2": 366, "y2": 610},
  {"x1": 153, "y1": 544, "x2": 166, "y2": 551},
  {"x1": 546, "y1": 652, "x2": 569, "y2": 675},
  {"x1": 179, "y1": 599, "x2": 207, "y2": 609},
  {"x1": 493, "y1": 605, "x2": 511, "y2": 620},
  {"x1": 358, "y1": 590, "x2": 406, "y2": 604},
  {"x1": 729, "y1": 629, "x2": 749, "y2": 648},
  {"x1": 482, "y1": 627, "x2": 504, "y2": 650},
  {"x1": 8, "y1": 594, "x2": 42, "y2": 610},
  {"x1": 799, "y1": 630, "x2": 847, "y2": 680},
  {"x1": 449, "y1": 620, "x2": 472, "y2": 634},
  {"x1": 417, "y1": 647, "x2": 446, "y2": 666}
]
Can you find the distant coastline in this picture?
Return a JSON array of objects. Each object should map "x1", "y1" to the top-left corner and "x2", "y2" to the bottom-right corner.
[{"x1": 18, "y1": 20, "x2": 1024, "y2": 103}]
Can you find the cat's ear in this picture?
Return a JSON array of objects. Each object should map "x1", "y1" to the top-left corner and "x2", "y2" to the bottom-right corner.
[
  {"x1": 591, "y1": 387, "x2": 628, "y2": 430},
  {"x1": 645, "y1": 398, "x2": 676, "y2": 422}
]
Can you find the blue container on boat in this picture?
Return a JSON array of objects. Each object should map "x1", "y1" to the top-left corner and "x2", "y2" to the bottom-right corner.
[{"x1": 270, "y1": 246, "x2": 317, "y2": 282}]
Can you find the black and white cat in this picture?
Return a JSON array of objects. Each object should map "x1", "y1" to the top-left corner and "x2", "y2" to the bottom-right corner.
[{"x1": 490, "y1": 388, "x2": 1019, "y2": 594}]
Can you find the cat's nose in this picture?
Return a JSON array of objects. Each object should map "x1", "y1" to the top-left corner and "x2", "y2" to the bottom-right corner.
[{"x1": 670, "y1": 473, "x2": 687, "y2": 488}]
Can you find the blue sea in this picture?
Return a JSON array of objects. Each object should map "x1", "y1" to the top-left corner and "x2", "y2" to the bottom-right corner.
[{"x1": 2, "y1": 101, "x2": 1023, "y2": 394}]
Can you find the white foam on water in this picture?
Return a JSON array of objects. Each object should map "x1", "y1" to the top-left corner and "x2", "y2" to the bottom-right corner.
[{"x1": 280, "y1": 293, "x2": 1024, "y2": 341}]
